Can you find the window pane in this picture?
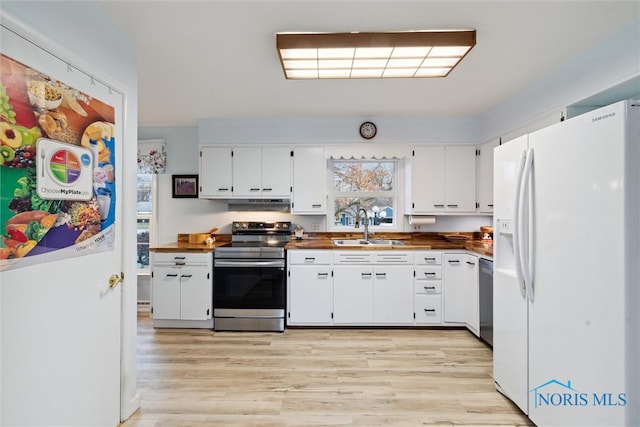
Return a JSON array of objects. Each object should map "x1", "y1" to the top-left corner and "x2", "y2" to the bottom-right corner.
[
  {"x1": 137, "y1": 217, "x2": 150, "y2": 270},
  {"x1": 333, "y1": 197, "x2": 394, "y2": 227},
  {"x1": 137, "y1": 173, "x2": 152, "y2": 214},
  {"x1": 333, "y1": 161, "x2": 394, "y2": 192}
]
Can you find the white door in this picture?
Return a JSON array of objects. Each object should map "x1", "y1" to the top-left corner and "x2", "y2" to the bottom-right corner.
[
  {"x1": 492, "y1": 135, "x2": 529, "y2": 414},
  {"x1": 1, "y1": 26, "x2": 123, "y2": 426}
]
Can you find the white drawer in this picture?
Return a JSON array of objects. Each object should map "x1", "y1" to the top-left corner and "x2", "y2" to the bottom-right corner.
[
  {"x1": 415, "y1": 266, "x2": 442, "y2": 280},
  {"x1": 415, "y1": 295, "x2": 442, "y2": 324},
  {"x1": 414, "y1": 280, "x2": 442, "y2": 295},
  {"x1": 152, "y1": 252, "x2": 211, "y2": 266},
  {"x1": 333, "y1": 251, "x2": 373, "y2": 264},
  {"x1": 374, "y1": 252, "x2": 414, "y2": 264},
  {"x1": 415, "y1": 251, "x2": 442, "y2": 265},
  {"x1": 288, "y1": 250, "x2": 332, "y2": 265}
]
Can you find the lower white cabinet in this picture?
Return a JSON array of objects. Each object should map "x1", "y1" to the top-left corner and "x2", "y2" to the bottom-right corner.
[
  {"x1": 443, "y1": 253, "x2": 479, "y2": 335},
  {"x1": 151, "y1": 252, "x2": 213, "y2": 328},
  {"x1": 333, "y1": 265, "x2": 374, "y2": 324},
  {"x1": 286, "y1": 249, "x2": 480, "y2": 330},
  {"x1": 287, "y1": 250, "x2": 333, "y2": 325},
  {"x1": 414, "y1": 251, "x2": 443, "y2": 324}
]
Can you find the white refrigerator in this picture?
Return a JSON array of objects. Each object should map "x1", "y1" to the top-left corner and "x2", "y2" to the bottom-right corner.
[{"x1": 493, "y1": 100, "x2": 640, "y2": 426}]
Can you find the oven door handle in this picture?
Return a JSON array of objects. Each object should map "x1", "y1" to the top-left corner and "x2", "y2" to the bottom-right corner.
[{"x1": 214, "y1": 260, "x2": 285, "y2": 268}]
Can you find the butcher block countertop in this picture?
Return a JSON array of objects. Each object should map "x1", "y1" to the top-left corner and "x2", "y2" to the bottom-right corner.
[{"x1": 149, "y1": 232, "x2": 493, "y2": 257}]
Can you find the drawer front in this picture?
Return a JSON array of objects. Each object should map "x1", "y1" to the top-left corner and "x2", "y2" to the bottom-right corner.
[
  {"x1": 289, "y1": 250, "x2": 332, "y2": 265},
  {"x1": 414, "y1": 280, "x2": 442, "y2": 295},
  {"x1": 415, "y1": 266, "x2": 442, "y2": 280},
  {"x1": 333, "y1": 251, "x2": 373, "y2": 264},
  {"x1": 415, "y1": 252, "x2": 442, "y2": 265},
  {"x1": 415, "y1": 295, "x2": 442, "y2": 324},
  {"x1": 152, "y1": 252, "x2": 211, "y2": 266},
  {"x1": 374, "y1": 252, "x2": 414, "y2": 264}
]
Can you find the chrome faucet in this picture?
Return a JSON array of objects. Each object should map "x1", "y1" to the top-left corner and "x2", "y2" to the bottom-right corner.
[{"x1": 355, "y1": 207, "x2": 370, "y2": 241}]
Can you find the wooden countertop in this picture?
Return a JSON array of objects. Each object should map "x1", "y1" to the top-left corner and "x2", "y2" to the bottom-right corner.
[{"x1": 149, "y1": 232, "x2": 493, "y2": 257}]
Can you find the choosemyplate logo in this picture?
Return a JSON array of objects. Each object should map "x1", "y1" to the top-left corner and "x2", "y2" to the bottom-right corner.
[{"x1": 530, "y1": 379, "x2": 627, "y2": 409}]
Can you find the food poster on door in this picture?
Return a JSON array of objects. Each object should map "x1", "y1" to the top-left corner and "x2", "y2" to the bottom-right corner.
[{"x1": 0, "y1": 54, "x2": 116, "y2": 271}]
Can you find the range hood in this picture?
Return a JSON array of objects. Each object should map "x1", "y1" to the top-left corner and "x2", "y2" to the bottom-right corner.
[{"x1": 227, "y1": 199, "x2": 291, "y2": 212}]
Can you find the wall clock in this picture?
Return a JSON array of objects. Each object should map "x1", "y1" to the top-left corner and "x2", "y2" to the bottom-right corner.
[{"x1": 359, "y1": 121, "x2": 377, "y2": 140}]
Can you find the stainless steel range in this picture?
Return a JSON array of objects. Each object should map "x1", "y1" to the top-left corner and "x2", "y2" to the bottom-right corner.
[{"x1": 213, "y1": 221, "x2": 290, "y2": 332}]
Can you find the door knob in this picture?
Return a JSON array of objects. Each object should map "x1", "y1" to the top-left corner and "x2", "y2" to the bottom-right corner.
[{"x1": 108, "y1": 272, "x2": 124, "y2": 289}]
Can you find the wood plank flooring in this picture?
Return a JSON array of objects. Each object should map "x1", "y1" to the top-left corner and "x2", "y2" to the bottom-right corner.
[{"x1": 121, "y1": 313, "x2": 531, "y2": 426}]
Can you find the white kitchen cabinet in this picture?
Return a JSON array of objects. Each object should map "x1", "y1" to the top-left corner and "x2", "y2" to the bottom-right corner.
[
  {"x1": 414, "y1": 251, "x2": 443, "y2": 324},
  {"x1": 476, "y1": 138, "x2": 500, "y2": 213},
  {"x1": 333, "y1": 265, "x2": 374, "y2": 324},
  {"x1": 443, "y1": 253, "x2": 466, "y2": 324},
  {"x1": 410, "y1": 146, "x2": 476, "y2": 214},
  {"x1": 464, "y1": 255, "x2": 479, "y2": 336},
  {"x1": 333, "y1": 251, "x2": 413, "y2": 325},
  {"x1": 373, "y1": 265, "x2": 414, "y2": 324},
  {"x1": 291, "y1": 146, "x2": 325, "y2": 214},
  {"x1": 287, "y1": 250, "x2": 333, "y2": 325},
  {"x1": 233, "y1": 146, "x2": 291, "y2": 197},
  {"x1": 199, "y1": 146, "x2": 233, "y2": 198},
  {"x1": 151, "y1": 252, "x2": 213, "y2": 328},
  {"x1": 443, "y1": 252, "x2": 479, "y2": 335}
]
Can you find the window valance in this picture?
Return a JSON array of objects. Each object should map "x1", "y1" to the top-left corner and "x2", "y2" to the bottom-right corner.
[
  {"x1": 137, "y1": 139, "x2": 167, "y2": 174},
  {"x1": 327, "y1": 146, "x2": 408, "y2": 160}
]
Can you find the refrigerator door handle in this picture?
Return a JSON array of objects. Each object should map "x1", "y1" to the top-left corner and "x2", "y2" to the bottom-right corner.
[
  {"x1": 521, "y1": 147, "x2": 535, "y2": 301},
  {"x1": 513, "y1": 149, "x2": 528, "y2": 298}
]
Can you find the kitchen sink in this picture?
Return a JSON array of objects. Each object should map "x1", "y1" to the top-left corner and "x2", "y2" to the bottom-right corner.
[{"x1": 333, "y1": 239, "x2": 407, "y2": 246}]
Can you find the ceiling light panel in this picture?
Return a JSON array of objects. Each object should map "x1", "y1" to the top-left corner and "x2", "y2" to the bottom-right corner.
[{"x1": 277, "y1": 30, "x2": 475, "y2": 79}]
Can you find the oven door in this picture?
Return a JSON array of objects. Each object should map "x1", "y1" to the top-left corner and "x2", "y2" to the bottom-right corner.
[{"x1": 213, "y1": 259, "x2": 286, "y2": 311}]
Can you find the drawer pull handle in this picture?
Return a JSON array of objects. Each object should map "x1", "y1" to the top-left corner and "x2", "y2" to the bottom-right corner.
[
  {"x1": 250, "y1": 188, "x2": 260, "y2": 191},
  {"x1": 175, "y1": 262, "x2": 186, "y2": 266},
  {"x1": 424, "y1": 272, "x2": 436, "y2": 276},
  {"x1": 447, "y1": 204, "x2": 459, "y2": 208},
  {"x1": 425, "y1": 257, "x2": 436, "y2": 262},
  {"x1": 218, "y1": 188, "x2": 230, "y2": 191},
  {"x1": 424, "y1": 286, "x2": 436, "y2": 290},
  {"x1": 361, "y1": 272, "x2": 372, "y2": 277},
  {"x1": 174, "y1": 256, "x2": 186, "y2": 260},
  {"x1": 375, "y1": 272, "x2": 386, "y2": 277},
  {"x1": 305, "y1": 257, "x2": 316, "y2": 261},
  {"x1": 317, "y1": 273, "x2": 329, "y2": 278},
  {"x1": 433, "y1": 204, "x2": 445, "y2": 208},
  {"x1": 181, "y1": 274, "x2": 192, "y2": 278},
  {"x1": 424, "y1": 308, "x2": 436, "y2": 312},
  {"x1": 448, "y1": 260, "x2": 460, "y2": 264},
  {"x1": 488, "y1": 204, "x2": 494, "y2": 208},
  {"x1": 166, "y1": 274, "x2": 178, "y2": 277},
  {"x1": 312, "y1": 204, "x2": 322, "y2": 208},
  {"x1": 466, "y1": 261, "x2": 475, "y2": 266}
]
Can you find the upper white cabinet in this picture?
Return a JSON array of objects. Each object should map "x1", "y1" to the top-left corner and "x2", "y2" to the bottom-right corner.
[
  {"x1": 291, "y1": 146, "x2": 326, "y2": 214},
  {"x1": 409, "y1": 146, "x2": 476, "y2": 214},
  {"x1": 199, "y1": 145, "x2": 291, "y2": 199},
  {"x1": 233, "y1": 146, "x2": 291, "y2": 197},
  {"x1": 476, "y1": 139, "x2": 500, "y2": 213},
  {"x1": 199, "y1": 146, "x2": 233, "y2": 198}
]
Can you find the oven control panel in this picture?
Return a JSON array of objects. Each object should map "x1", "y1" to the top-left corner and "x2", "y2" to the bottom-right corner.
[{"x1": 232, "y1": 221, "x2": 291, "y2": 233}]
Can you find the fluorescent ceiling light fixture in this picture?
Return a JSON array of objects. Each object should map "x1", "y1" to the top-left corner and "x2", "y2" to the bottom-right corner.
[{"x1": 277, "y1": 30, "x2": 476, "y2": 79}]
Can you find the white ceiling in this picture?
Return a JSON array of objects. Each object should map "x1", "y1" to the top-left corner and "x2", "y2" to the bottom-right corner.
[{"x1": 95, "y1": 1, "x2": 640, "y2": 127}]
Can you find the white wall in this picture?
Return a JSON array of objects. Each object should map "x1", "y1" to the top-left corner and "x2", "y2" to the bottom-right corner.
[{"x1": 1, "y1": 1, "x2": 139, "y2": 424}]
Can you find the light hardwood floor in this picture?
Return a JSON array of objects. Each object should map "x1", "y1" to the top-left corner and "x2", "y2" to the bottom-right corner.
[{"x1": 121, "y1": 313, "x2": 531, "y2": 426}]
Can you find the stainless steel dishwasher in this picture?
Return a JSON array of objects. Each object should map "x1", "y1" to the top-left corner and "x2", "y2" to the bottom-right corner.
[{"x1": 479, "y1": 258, "x2": 493, "y2": 347}]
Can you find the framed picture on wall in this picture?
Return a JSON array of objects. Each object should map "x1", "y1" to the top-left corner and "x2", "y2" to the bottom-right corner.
[{"x1": 172, "y1": 175, "x2": 199, "y2": 198}]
